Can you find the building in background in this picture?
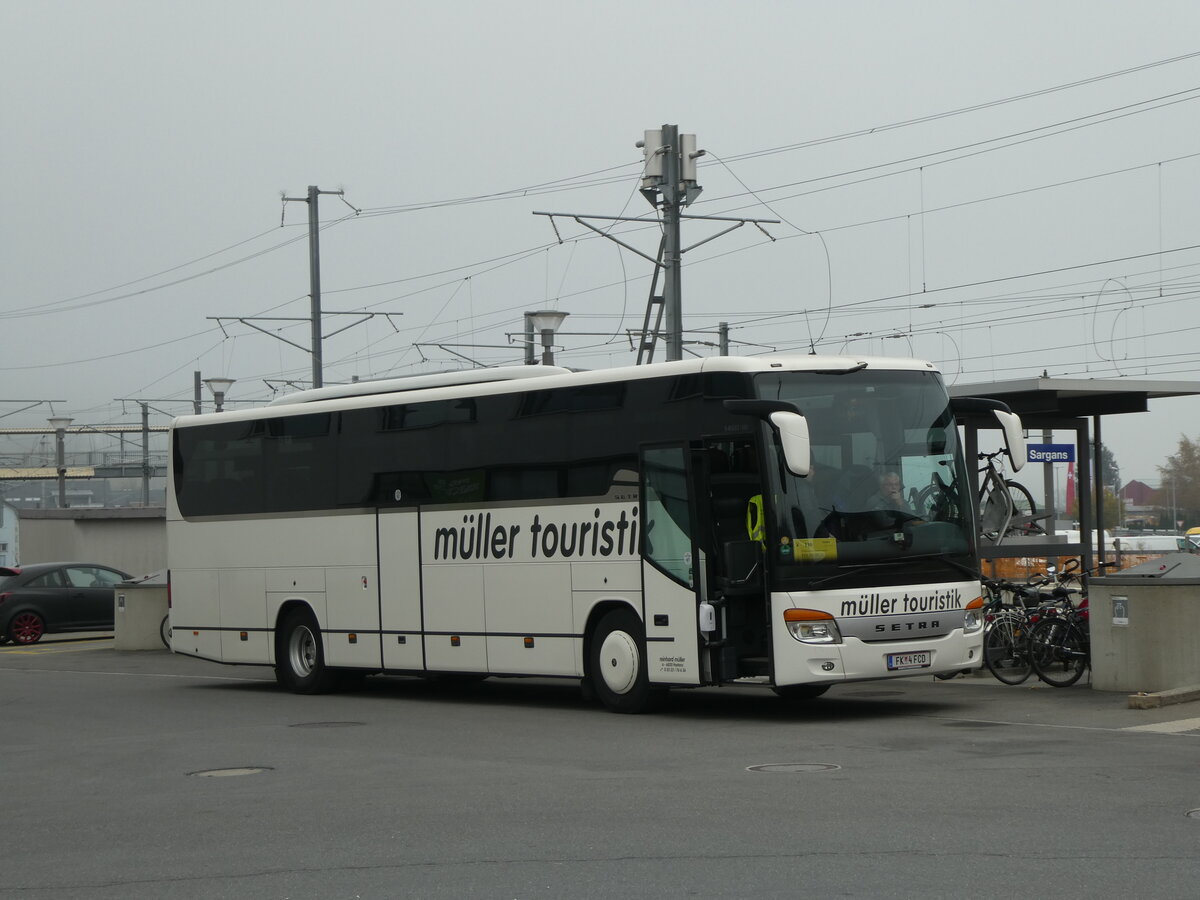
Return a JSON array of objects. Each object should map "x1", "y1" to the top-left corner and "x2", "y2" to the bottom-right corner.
[{"x1": 1120, "y1": 479, "x2": 1161, "y2": 530}]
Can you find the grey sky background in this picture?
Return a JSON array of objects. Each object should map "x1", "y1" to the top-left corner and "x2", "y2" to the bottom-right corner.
[{"x1": 3, "y1": 0, "x2": 1200, "y2": 491}]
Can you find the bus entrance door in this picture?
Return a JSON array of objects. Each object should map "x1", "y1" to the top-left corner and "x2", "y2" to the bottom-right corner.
[
  {"x1": 703, "y1": 439, "x2": 768, "y2": 683},
  {"x1": 639, "y1": 445, "x2": 704, "y2": 686}
]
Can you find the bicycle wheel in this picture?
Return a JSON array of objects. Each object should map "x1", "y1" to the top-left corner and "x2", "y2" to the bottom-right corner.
[
  {"x1": 1005, "y1": 480, "x2": 1036, "y2": 518},
  {"x1": 1005, "y1": 480, "x2": 1044, "y2": 535},
  {"x1": 915, "y1": 475, "x2": 957, "y2": 522},
  {"x1": 1028, "y1": 617, "x2": 1088, "y2": 687},
  {"x1": 983, "y1": 613, "x2": 1033, "y2": 685}
]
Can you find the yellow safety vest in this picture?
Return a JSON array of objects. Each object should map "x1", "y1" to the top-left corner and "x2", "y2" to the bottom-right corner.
[{"x1": 746, "y1": 494, "x2": 765, "y2": 546}]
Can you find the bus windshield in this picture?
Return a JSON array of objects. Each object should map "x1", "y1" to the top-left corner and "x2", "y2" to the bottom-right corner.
[{"x1": 755, "y1": 368, "x2": 974, "y2": 581}]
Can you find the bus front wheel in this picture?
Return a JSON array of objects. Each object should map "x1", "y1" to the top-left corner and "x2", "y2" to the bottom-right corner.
[
  {"x1": 275, "y1": 608, "x2": 335, "y2": 694},
  {"x1": 589, "y1": 608, "x2": 661, "y2": 714}
]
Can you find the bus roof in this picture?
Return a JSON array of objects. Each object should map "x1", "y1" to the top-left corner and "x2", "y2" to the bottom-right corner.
[
  {"x1": 267, "y1": 365, "x2": 574, "y2": 406},
  {"x1": 177, "y1": 354, "x2": 940, "y2": 427}
]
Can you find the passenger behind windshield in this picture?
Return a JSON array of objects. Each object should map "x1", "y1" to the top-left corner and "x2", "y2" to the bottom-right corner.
[
  {"x1": 869, "y1": 471, "x2": 912, "y2": 511},
  {"x1": 755, "y1": 369, "x2": 974, "y2": 572}
]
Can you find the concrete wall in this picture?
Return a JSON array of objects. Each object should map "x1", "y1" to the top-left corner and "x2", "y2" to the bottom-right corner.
[
  {"x1": 15, "y1": 508, "x2": 165, "y2": 577},
  {"x1": 0, "y1": 501, "x2": 18, "y2": 566},
  {"x1": 1089, "y1": 582, "x2": 1200, "y2": 693}
]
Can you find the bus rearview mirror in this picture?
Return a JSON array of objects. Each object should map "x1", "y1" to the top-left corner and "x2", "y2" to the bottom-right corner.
[
  {"x1": 949, "y1": 396, "x2": 1027, "y2": 473},
  {"x1": 994, "y1": 410, "x2": 1026, "y2": 471},
  {"x1": 768, "y1": 411, "x2": 811, "y2": 477}
]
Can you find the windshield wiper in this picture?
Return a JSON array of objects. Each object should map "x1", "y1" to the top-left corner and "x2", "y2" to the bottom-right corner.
[{"x1": 810, "y1": 554, "x2": 980, "y2": 589}]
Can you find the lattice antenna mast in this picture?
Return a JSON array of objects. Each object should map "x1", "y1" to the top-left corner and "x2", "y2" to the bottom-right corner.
[{"x1": 535, "y1": 125, "x2": 777, "y2": 364}]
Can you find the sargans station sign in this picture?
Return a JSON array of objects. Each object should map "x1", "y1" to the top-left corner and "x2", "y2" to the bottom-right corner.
[
  {"x1": 422, "y1": 503, "x2": 640, "y2": 564},
  {"x1": 1026, "y1": 443, "x2": 1075, "y2": 463}
]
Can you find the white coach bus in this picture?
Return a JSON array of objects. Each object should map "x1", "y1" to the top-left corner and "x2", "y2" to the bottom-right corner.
[{"x1": 166, "y1": 355, "x2": 1026, "y2": 712}]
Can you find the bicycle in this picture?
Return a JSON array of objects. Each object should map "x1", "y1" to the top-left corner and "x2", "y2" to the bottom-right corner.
[
  {"x1": 1025, "y1": 559, "x2": 1104, "y2": 687},
  {"x1": 1027, "y1": 601, "x2": 1089, "y2": 686},
  {"x1": 981, "y1": 575, "x2": 1069, "y2": 685},
  {"x1": 977, "y1": 449, "x2": 1046, "y2": 542},
  {"x1": 912, "y1": 450, "x2": 1046, "y2": 544},
  {"x1": 981, "y1": 579, "x2": 1033, "y2": 684}
]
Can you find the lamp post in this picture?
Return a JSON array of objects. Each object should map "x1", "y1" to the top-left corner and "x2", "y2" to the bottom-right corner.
[
  {"x1": 47, "y1": 416, "x2": 73, "y2": 508},
  {"x1": 527, "y1": 310, "x2": 568, "y2": 366},
  {"x1": 204, "y1": 377, "x2": 236, "y2": 413}
]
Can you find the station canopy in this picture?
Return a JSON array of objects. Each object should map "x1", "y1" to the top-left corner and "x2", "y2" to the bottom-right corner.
[
  {"x1": 944, "y1": 375, "x2": 1200, "y2": 569},
  {"x1": 948, "y1": 376, "x2": 1200, "y2": 419}
]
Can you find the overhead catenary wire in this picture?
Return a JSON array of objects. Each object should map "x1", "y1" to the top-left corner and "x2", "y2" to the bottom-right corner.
[
  {"x1": 350, "y1": 50, "x2": 1200, "y2": 215},
  {"x1": 690, "y1": 87, "x2": 1200, "y2": 214},
  {"x1": 0, "y1": 215, "x2": 354, "y2": 321},
  {"x1": 9, "y1": 50, "x2": 1200, "y2": 427},
  {"x1": 357, "y1": 246, "x2": 1200, "y2": 373},
  {"x1": 11, "y1": 52, "x2": 1197, "y2": 326},
  {"x1": 324, "y1": 83, "x2": 1200, "y2": 314},
  {"x1": 708, "y1": 50, "x2": 1200, "y2": 166},
  {"x1": 7, "y1": 73, "x2": 1192, "y2": 335}
]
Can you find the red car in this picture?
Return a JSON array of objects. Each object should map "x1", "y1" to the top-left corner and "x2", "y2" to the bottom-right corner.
[{"x1": 0, "y1": 562, "x2": 130, "y2": 644}]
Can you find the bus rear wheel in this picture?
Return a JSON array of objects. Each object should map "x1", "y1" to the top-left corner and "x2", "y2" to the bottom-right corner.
[
  {"x1": 275, "y1": 608, "x2": 335, "y2": 694},
  {"x1": 589, "y1": 608, "x2": 661, "y2": 714}
]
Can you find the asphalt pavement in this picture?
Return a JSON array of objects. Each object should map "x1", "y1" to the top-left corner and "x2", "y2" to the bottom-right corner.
[{"x1": 2, "y1": 637, "x2": 1198, "y2": 899}]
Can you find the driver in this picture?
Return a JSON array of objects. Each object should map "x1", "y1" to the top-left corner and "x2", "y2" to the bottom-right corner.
[{"x1": 870, "y1": 471, "x2": 911, "y2": 511}]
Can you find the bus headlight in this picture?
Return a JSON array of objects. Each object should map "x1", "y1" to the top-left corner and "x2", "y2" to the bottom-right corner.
[
  {"x1": 783, "y1": 608, "x2": 843, "y2": 644},
  {"x1": 963, "y1": 596, "x2": 985, "y2": 633}
]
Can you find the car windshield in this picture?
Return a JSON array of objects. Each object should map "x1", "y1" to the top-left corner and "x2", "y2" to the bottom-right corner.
[{"x1": 755, "y1": 368, "x2": 975, "y2": 583}]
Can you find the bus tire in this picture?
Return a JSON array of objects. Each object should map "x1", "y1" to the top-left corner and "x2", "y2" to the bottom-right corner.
[
  {"x1": 589, "y1": 608, "x2": 661, "y2": 714},
  {"x1": 275, "y1": 608, "x2": 335, "y2": 694},
  {"x1": 772, "y1": 684, "x2": 830, "y2": 701}
]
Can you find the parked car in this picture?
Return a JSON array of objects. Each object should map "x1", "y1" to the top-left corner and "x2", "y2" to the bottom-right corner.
[{"x1": 0, "y1": 562, "x2": 131, "y2": 645}]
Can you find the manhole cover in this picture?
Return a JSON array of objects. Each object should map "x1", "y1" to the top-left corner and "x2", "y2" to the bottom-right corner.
[
  {"x1": 188, "y1": 767, "x2": 273, "y2": 778},
  {"x1": 289, "y1": 721, "x2": 366, "y2": 728},
  {"x1": 1186, "y1": 809, "x2": 1200, "y2": 819},
  {"x1": 747, "y1": 763, "x2": 841, "y2": 774}
]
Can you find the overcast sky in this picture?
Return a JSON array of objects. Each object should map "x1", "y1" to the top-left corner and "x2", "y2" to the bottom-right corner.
[{"x1": 3, "y1": 0, "x2": 1200, "y2": 490}]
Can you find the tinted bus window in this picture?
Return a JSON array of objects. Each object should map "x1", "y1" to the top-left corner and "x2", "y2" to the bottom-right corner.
[
  {"x1": 264, "y1": 413, "x2": 333, "y2": 512},
  {"x1": 174, "y1": 420, "x2": 265, "y2": 516}
]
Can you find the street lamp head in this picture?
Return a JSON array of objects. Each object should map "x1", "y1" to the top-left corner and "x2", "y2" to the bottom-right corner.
[
  {"x1": 203, "y1": 377, "x2": 236, "y2": 397},
  {"x1": 47, "y1": 416, "x2": 73, "y2": 431},
  {"x1": 528, "y1": 310, "x2": 568, "y2": 334},
  {"x1": 204, "y1": 377, "x2": 236, "y2": 413},
  {"x1": 527, "y1": 310, "x2": 568, "y2": 366}
]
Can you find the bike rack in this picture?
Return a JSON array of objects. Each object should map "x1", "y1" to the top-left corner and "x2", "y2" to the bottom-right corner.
[{"x1": 960, "y1": 413, "x2": 1093, "y2": 576}]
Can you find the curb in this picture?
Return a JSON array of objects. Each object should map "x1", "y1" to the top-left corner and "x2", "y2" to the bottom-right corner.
[{"x1": 1127, "y1": 685, "x2": 1200, "y2": 709}]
